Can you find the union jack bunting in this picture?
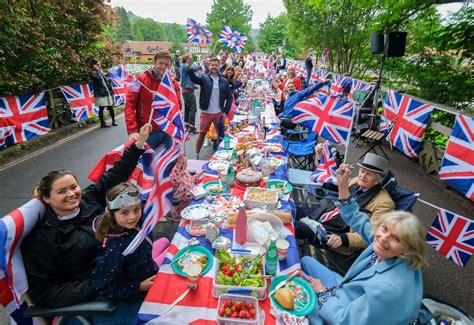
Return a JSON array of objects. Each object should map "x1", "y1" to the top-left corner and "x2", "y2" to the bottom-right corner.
[
  {"x1": 186, "y1": 18, "x2": 212, "y2": 45},
  {"x1": 151, "y1": 69, "x2": 186, "y2": 141},
  {"x1": 88, "y1": 140, "x2": 155, "y2": 201},
  {"x1": 122, "y1": 142, "x2": 181, "y2": 256},
  {"x1": 0, "y1": 199, "x2": 45, "y2": 324},
  {"x1": 439, "y1": 115, "x2": 474, "y2": 201},
  {"x1": 292, "y1": 94, "x2": 354, "y2": 146},
  {"x1": 0, "y1": 92, "x2": 51, "y2": 149},
  {"x1": 380, "y1": 89, "x2": 433, "y2": 158},
  {"x1": 319, "y1": 208, "x2": 340, "y2": 223},
  {"x1": 60, "y1": 84, "x2": 99, "y2": 122},
  {"x1": 348, "y1": 79, "x2": 371, "y2": 100},
  {"x1": 426, "y1": 209, "x2": 474, "y2": 267},
  {"x1": 310, "y1": 141, "x2": 338, "y2": 184},
  {"x1": 330, "y1": 74, "x2": 346, "y2": 96},
  {"x1": 218, "y1": 25, "x2": 248, "y2": 53}
]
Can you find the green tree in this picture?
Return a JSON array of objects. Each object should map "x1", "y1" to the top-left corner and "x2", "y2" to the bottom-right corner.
[
  {"x1": 132, "y1": 18, "x2": 166, "y2": 41},
  {"x1": 257, "y1": 14, "x2": 299, "y2": 58},
  {"x1": 163, "y1": 23, "x2": 187, "y2": 42},
  {"x1": 0, "y1": 0, "x2": 122, "y2": 96},
  {"x1": 112, "y1": 6, "x2": 133, "y2": 41},
  {"x1": 170, "y1": 41, "x2": 185, "y2": 55},
  {"x1": 206, "y1": 0, "x2": 253, "y2": 54}
]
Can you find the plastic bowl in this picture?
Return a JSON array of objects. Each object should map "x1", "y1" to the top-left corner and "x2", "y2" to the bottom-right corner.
[{"x1": 247, "y1": 212, "x2": 284, "y2": 243}]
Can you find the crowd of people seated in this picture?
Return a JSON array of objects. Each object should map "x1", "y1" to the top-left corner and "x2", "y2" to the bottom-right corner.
[{"x1": 17, "y1": 49, "x2": 429, "y2": 325}]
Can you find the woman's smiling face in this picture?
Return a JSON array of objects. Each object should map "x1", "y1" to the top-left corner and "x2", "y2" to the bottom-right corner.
[
  {"x1": 373, "y1": 223, "x2": 407, "y2": 261},
  {"x1": 45, "y1": 174, "x2": 82, "y2": 216}
]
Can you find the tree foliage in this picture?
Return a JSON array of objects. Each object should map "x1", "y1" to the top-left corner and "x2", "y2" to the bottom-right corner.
[
  {"x1": 0, "y1": 0, "x2": 122, "y2": 96},
  {"x1": 257, "y1": 14, "x2": 299, "y2": 58},
  {"x1": 112, "y1": 7, "x2": 133, "y2": 41},
  {"x1": 132, "y1": 18, "x2": 167, "y2": 41},
  {"x1": 206, "y1": 0, "x2": 253, "y2": 54}
]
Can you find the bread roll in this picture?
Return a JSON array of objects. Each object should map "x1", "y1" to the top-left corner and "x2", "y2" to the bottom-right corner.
[{"x1": 274, "y1": 287, "x2": 294, "y2": 310}]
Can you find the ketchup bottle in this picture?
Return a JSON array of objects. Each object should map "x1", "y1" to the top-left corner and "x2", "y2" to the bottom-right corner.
[{"x1": 235, "y1": 203, "x2": 248, "y2": 244}]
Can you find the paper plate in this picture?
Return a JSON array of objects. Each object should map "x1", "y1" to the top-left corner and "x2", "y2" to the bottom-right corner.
[
  {"x1": 180, "y1": 204, "x2": 212, "y2": 220},
  {"x1": 171, "y1": 246, "x2": 213, "y2": 277},
  {"x1": 214, "y1": 150, "x2": 232, "y2": 160},
  {"x1": 208, "y1": 160, "x2": 230, "y2": 172},
  {"x1": 203, "y1": 181, "x2": 227, "y2": 196},
  {"x1": 267, "y1": 180, "x2": 293, "y2": 194},
  {"x1": 269, "y1": 275, "x2": 316, "y2": 317}
]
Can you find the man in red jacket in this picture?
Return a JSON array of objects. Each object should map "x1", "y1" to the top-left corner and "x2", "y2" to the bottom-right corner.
[{"x1": 125, "y1": 51, "x2": 182, "y2": 148}]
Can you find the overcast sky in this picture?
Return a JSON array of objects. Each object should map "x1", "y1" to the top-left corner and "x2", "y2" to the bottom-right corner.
[{"x1": 109, "y1": 1, "x2": 464, "y2": 29}]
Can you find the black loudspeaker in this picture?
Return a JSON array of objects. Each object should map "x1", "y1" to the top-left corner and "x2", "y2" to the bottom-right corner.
[
  {"x1": 370, "y1": 33, "x2": 384, "y2": 54},
  {"x1": 386, "y1": 31, "x2": 407, "y2": 57}
]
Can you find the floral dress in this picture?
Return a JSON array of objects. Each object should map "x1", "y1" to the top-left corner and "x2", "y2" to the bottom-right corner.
[{"x1": 170, "y1": 155, "x2": 200, "y2": 219}]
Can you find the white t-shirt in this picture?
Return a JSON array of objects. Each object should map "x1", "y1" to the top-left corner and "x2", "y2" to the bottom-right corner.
[{"x1": 206, "y1": 74, "x2": 221, "y2": 114}]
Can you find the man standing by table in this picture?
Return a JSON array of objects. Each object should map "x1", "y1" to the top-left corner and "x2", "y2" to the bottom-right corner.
[
  {"x1": 125, "y1": 50, "x2": 181, "y2": 148},
  {"x1": 188, "y1": 57, "x2": 232, "y2": 159}
]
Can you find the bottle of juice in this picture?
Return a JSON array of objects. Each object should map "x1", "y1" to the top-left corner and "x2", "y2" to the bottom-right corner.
[
  {"x1": 235, "y1": 203, "x2": 248, "y2": 244},
  {"x1": 265, "y1": 236, "x2": 278, "y2": 277}
]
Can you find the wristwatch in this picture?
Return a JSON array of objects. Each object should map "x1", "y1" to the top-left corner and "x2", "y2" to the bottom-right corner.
[{"x1": 334, "y1": 197, "x2": 354, "y2": 207}]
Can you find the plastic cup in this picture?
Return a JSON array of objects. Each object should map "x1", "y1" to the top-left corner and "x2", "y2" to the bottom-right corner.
[
  {"x1": 276, "y1": 239, "x2": 289, "y2": 261},
  {"x1": 183, "y1": 263, "x2": 202, "y2": 290}
]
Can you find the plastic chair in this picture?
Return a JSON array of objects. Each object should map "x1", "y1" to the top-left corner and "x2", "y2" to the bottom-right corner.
[
  {"x1": 282, "y1": 131, "x2": 318, "y2": 170},
  {"x1": 0, "y1": 199, "x2": 117, "y2": 324}
]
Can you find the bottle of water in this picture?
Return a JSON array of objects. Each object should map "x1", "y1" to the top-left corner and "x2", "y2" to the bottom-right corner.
[
  {"x1": 224, "y1": 133, "x2": 231, "y2": 150},
  {"x1": 265, "y1": 236, "x2": 278, "y2": 277}
]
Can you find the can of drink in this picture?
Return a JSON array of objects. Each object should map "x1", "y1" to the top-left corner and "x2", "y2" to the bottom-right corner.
[{"x1": 183, "y1": 263, "x2": 202, "y2": 290}]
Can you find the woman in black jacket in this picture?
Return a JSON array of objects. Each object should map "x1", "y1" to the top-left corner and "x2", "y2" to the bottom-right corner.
[
  {"x1": 21, "y1": 124, "x2": 152, "y2": 308},
  {"x1": 89, "y1": 59, "x2": 117, "y2": 128}
]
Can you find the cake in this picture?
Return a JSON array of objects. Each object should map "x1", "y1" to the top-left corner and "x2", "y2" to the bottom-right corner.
[{"x1": 236, "y1": 168, "x2": 262, "y2": 187}]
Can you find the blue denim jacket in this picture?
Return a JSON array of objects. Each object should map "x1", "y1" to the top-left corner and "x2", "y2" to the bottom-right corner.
[{"x1": 180, "y1": 64, "x2": 201, "y2": 89}]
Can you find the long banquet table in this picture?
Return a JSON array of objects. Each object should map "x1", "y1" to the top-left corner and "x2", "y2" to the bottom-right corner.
[{"x1": 137, "y1": 99, "x2": 303, "y2": 324}]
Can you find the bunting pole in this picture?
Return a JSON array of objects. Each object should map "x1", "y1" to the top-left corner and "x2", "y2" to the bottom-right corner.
[{"x1": 343, "y1": 104, "x2": 358, "y2": 164}]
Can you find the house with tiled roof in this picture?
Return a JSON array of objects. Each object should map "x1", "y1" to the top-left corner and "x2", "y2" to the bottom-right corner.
[{"x1": 123, "y1": 40, "x2": 210, "y2": 62}]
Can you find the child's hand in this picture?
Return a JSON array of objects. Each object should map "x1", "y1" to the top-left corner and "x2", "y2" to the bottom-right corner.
[
  {"x1": 139, "y1": 275, "x2": 156, "y2": 291},
  {"x1": 135, "y1": 123, "x2": 152, "y2": 149}
]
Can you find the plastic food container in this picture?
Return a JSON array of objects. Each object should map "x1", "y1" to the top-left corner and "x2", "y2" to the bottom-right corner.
[
  {"x1": 216, "y1": 294, "x2": 264, "y2": 325},
  {"x1": 213, "y1": 252, "x2": 268, "y2": 300},
  {"x1": 188, "y1": 218, "x2": 209, "y2": 236},
  {"x1": 244, "y1": 187, "x2": 279, "y2": 209}
]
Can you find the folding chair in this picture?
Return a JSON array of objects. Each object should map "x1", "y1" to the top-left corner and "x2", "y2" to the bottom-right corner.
[
  {"x1": 355, "y1": 119, "x2": 396, "y2": 159},
  {"x1": 0, "y1": 199, "x2": 117, "y2": 324},
  {"x1": 282, "y1": 131, "x2": 318, "y2": 170}
]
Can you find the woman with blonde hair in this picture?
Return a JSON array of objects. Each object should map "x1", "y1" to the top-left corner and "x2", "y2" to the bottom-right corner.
[{"x1": 301, "y1": 163, "x2": 427, "y2": 325}]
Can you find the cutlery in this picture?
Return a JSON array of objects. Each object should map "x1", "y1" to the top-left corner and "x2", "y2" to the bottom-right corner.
[
  {"x1": 269, "y1": 272, "x2": 298, "y2": 296},
  {"x1": 160, "y1": 288, "x2": 190, "y2": 316}
]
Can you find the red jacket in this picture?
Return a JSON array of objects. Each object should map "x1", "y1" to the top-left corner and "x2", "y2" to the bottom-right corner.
[
  {"x1": 279, "y1": 77, "x2": 302, "y2": 91},
  {"x1": 125, "y1": 68, "x2": 181, "y2": 135}
]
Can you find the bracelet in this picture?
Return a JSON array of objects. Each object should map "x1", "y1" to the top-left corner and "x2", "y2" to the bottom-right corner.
[{"x1": 334, "y1": 197, "x2": 354, "y2": 207}]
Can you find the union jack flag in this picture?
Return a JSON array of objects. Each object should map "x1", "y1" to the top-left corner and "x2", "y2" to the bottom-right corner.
[
  {"x1": 151, "y1": 69, "x2": 186, "y2": 141},
  {"x1": 88, "y1": 140, "x2": 155, "y2": 201},
  {"x1": 0, "y1": 199, "x2": 45, "y2": 324},
  {"x1": 380, "y1": 89, "x2": 433, "y2": 158},
  {"x1": 218, "y1": 25, "x2": 248, "y2": 53},
  {"x1": 186, "y1": 18, "x2": 212, "y2": 45},
  {"x1": 0, "y1": 92, "x2": 51, "y2": 149},
  {"x1": 109, "y1": 65, "x2": 135, "y2": 106},
  {"x1": 348, "y1": 79, "x2": 371, "y2": 100},
  {"x1": 311, "y1": 141, "x2": 338, "y2": 184},
  {"x1": 330, "y1": 74, "x2": 346, "y2": 96},
  {"x1": 426, "y1": 209, "x2": 474, "y2": 267},
  {"x1": 439, "y1": 115, "x2": 474, "y2": 201},
  {"x1": 319, "y1": 208, "x2": 340, "y2": 223},
  {"x1": 310, "y1": 67, "x2": 320, "y2": 83},
  {"x1": 122, "y1": 142, "x2": 181, "y2": 256},
  {"x1": 292, "y1": 94, "x2": 354, "y2": 146},
  {"x1": 110, "y1": 79, "x2": 126, "y2": 106},
  {"x1": 60, "y1": 84, "x2": 99, "y2": 122}
]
